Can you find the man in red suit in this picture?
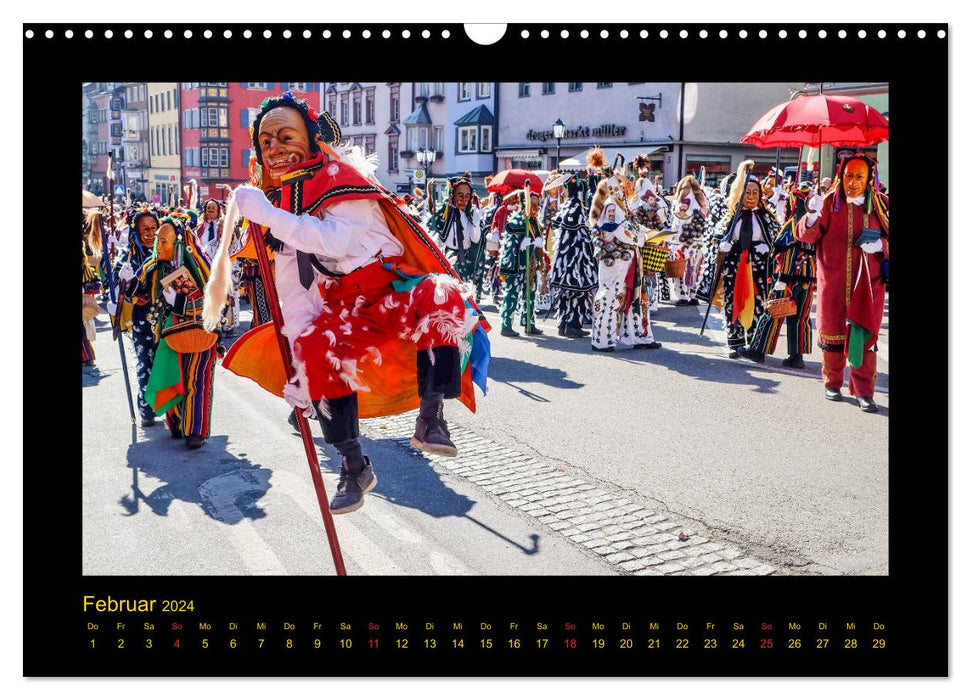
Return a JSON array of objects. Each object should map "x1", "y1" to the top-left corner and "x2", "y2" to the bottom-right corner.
[{"x1": 796, "y1": 155, "x2": 889, "y2": 412}]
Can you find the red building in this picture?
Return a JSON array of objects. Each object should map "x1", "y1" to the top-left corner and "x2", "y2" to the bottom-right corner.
[{"x1": 180, "y1": 82, "x2": 320, "y2": 201}]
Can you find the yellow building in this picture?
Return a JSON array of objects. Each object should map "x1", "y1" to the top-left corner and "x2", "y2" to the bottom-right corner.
[{"x1": 146, "y1": 82, "x2": 182, "y2": 206}]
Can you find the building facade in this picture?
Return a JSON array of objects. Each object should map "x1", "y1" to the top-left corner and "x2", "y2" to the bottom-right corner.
[
  {"x1": 496, "y1": 82, "x2": 804, "y2": 189},
  {"x1": 121, "y1": 83, "x2": 150, "y2": 201},
  {"x1": 147, "y1": 82, "x2": 182, "y2": 206},
  {"x1": 82, "y1": 83, "x2": 126, "y2": 196},
  {"x1": 446, "y1": 82, "x2": 497, "y2": 194},
  {"x1": 325, "y1": 82, "x2": 412, "y2": 194}
]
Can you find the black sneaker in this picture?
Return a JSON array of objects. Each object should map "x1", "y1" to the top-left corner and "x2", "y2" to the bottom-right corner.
[
  {"x1": 858, "y1": 395, "x2": 878, "y2": 413},
  {"x1": 141, "y1": 417, "x2": 156, "y2": 428},
  {"x1": 330, "y1": 457, "x2": 377, "y2": 515},
  {"x1": 525, "y1": 326, "x2": 544, "y2": 335},
  {"x1": 592, "y1": 345, "x2": 616, "y2": 353},
  {"x1": 500, "y1": 327, "x2": 520, "y2": 337},
  {"x1": 564, "y1": 326, "x2": 590, "y2": 338},
  {"x1": 728, "y1": 349, "x2": 740, "y2": 359},
  {"x1": 185, "y1": 435, "x2": 205, "y2": 449},
  {"x1": 675, "y1": 299, "x2": 691, "y2": 306},
  {"x1": 170, "y1": 426, "x2": 183, "y2": 439},
  {"x1": 411, "y1": 405, "x2": 458, "y2": 457},
  {"x1": 825, "y1": 389, "x2": 843, "y2": 401},
  {"x1": 688, "y1": 298, "x2": 700, "y2": 306},
  {"x1": 782, "y1": 354, "x2": 806, "y2": 369},
  {"x1": 634, "y1": 341, "x2": 662, "y2": 350},
  {"x1": 738, "y1": 347, "x2": 765, "y2": 363}
]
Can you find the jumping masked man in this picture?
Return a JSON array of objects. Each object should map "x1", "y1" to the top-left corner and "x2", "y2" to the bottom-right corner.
[{"x1": 208, "y1": 93, "x2": 490, "y2": 514}]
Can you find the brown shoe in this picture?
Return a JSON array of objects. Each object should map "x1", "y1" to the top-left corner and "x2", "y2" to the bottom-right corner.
[
  {"x1": 329, "y1": 457, "x2": 377, "y2": 515},
  {"x1": 411, "y1": 404, "x2": 458, "y2": 457}
]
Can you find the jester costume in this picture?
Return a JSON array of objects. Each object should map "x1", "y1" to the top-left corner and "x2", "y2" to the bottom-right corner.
[
  {"x1": 796, "y1": 156, "x2": 889, "y2": 404},
  {"x1": 695, "y1": 186, "x2": 730, "y2": 305},
  {"x1": 713, "y1": 181, "x2": 780, "y2": 352},
  {"x1": 116, "y1": 209, "x2": 162, "y2": 424},
  {"x1": 747, "y1": 184, "x2": 817, "y2": 365},
  {"x1": 130, "y1": 216, "x2": 217, "y2": 447},
  {"x1": 427, "y1": 175, "x2": 485, "y2": 298},
  {"x1": 498, "y1": 192, "x2": 541, "y2": 336},
  {"x1": 81, "y1": 236, "x2": 99, "y2": 365},
  {"x1": 548, "y1": 174, "x2": 597, "y2": 337}
]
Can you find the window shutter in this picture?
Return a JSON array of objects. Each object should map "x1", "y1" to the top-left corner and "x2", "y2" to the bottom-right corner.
[
  {"x1": 266, "y1": 82, "x2": 275, "y2": 90},
  {"x1": 241, "y1": 109, "x2": 248, "y2": 127},
  {"x1": 280, "y1": 83, "x2": 289, "y2": 91},
  {"x1": 240, "y1": 82, "x2": 248, "y2": 89}
]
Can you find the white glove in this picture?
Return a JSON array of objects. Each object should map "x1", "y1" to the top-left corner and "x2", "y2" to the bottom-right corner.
[
  {"x1": 807, "y1": 194, "x2": 824, "y2": 213},
  {"x1": 162, "y1": 288, "x2": 177, "y2": 306},
  {"x1": 754, "y1": 243, "x2": 770, "y2": 255},
  {"x1": 533, "y1": 238, "x2": 545, "y2": 248},
  {"x1": 118, "y1": 262, "x2": 134, "y2": 282},
  {"x1": 283, "y1": 380, "x2": 314, "y2": 418},
  {"x1": 719, "y1": 240, "x2": 733, "y2": 253},
  {"x1": 634, "y1": 231, "x2": 647, "y2": 247},
  {"x1": 106, "y1": 301, "x2": 117, "y2": 316},
  {"x1": 519, "y1": 237, "x2": 533, "y2": 250},
  {"x1": 234, "y1": 186, "x2": 280, "y2": 228},
  {"x1": 773, "y1": 280, "x2": 787, "y2": 292},
  {"x1": 489, "y1": 231, "x2": 501, "y2": 242},
  {"x1": 860, "y1": 240, "x2": 883, "y2": 255}
]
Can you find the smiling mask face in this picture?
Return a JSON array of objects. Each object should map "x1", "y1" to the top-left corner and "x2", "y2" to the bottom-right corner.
[{"x1": 257, "y1": 107, "x2": 312, "y2": 186}]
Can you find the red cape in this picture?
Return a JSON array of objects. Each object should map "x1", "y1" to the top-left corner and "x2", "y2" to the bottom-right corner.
[{"x1": 222, "y1": 154, "x2": 490, "y2": 419}]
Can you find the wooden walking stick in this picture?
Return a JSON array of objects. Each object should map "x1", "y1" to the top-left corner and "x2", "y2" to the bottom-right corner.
[
  {"x1": 246, "y1": 220, "x2": 347, "y2": 577},
  {"x1": 104, "y1": 160, "x2": 137, "y2": 423}
]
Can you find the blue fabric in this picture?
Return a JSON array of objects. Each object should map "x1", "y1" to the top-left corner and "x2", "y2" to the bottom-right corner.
[{"x1": 469, "y1": 324, "x2": 491, "y2": 396}]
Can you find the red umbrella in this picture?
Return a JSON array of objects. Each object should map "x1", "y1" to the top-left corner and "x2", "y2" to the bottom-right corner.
[
  {"x1": 741, "y1": 94, "x2": 889, "y2": 148},
  {"x1": 487, "y1": 169, "x2": 546, "y2": 196}
]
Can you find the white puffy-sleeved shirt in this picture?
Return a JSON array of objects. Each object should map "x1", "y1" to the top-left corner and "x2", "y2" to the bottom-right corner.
[
  {"x1": 270, "y1": 198, "x2": 404, "y2": 351},
  {"x1": 440, "y1": 206, "x2": 482, "y2": 250}
]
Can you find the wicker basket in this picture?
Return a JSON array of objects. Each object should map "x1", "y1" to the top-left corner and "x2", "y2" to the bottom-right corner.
[
  {"x1": 665, "y1": 257, "x2": 687, "y2": 279},
  {"x1": 765, "y1": 297, "x2": 797, "y2": 319},
  {"x1": 162, "y1": 319, "x2": 217, "y2": 353},
  {"x1": 82, "y1": 294, "x2": 99, "y2": 322},
  {"x1": 642, "y1": 244, "x2": 668, "y2": 274}
]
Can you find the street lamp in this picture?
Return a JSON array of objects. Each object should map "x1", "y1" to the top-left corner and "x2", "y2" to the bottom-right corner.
[
  {"x1": 552, "y1": 118, "x2": 566, "y2": 169},
  {"x1": 417, "y1": 147, "x2": 435, "y2": 196}
]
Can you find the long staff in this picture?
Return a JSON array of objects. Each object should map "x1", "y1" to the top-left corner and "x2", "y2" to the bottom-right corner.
[
  {"x1": 103, "y1": 165, "x2": 136, "y2": 423},
  {"x1": 247, "y1": 221, "x2": 347, "y2": 577}
]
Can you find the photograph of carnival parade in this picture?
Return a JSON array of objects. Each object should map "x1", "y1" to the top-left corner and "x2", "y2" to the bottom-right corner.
[{"x1": 81, "y1": 81, "x2": 889, "y2": 577}]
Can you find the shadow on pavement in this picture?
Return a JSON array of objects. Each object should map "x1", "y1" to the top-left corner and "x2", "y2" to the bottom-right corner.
[
  {"x1": 307, "y1": 427, "x2": 541, "y2": 556},
  {"x1": 121, "y1": 431, "x2": 273, "y2": 525},
  {"x1": 488, "y1": 355, "x2": 584, "y2": 391}
]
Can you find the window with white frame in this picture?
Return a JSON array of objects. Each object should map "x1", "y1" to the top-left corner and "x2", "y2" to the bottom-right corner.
[
  {"x1": 433, "y1": 82, "x2": 445, "y2": 97},
  {"x1": 407, "y1": 126, "x2": 429, "y2": 152},
  {"x1": 459, "y1": 83, "x2": 472, "y2": 101},
  {"x1": 477, "y1": 83, "x2": 491, "y2": 98},
  {"x1": 390, "y1": 88, "x2": 400, "y2": 122},
  {"x1": 365, "y1": 89, "x2": 375, "y2": 124},
  {"x1": 289, "y1": 82, "x2": 308, "y2": 92},
  {"x1": 542, "y1": 82, "x2": 555, "y2": 95},
  {"x1": 434, "y1": 126, "x2": 444, "y2": 152},
  {"x1": 249, "y1": 82, "x2": 268, "y2": 89},
  {"x1": 518, "y1": 83, "x2": 530, "y2": 98},
  {"x1": 388, "y1": 138, "x2": 399, "y2": 173},
  {"x1": 458, "y1": 126, "x2": 478, "y2": 153},
  {"x1": 568, "y1": 82, "x2": 583, "y2": 92},
  {"x1": 352, "y1": 91, "x2": 361, "y2": 125},
  {"x1": 219, "y1": 148, "x2": 228, "y2": 168},
  {"x1": 596, "y1": 82, "x2": 613, "y2": 88},
  {"x1": 480, "y1": 125, "x2": 493, "y2": 152}
]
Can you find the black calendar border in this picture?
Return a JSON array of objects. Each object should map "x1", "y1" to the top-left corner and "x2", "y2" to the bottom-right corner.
[{"x1": 26, "y1": 23, "x2": 948, "y2": 677}]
